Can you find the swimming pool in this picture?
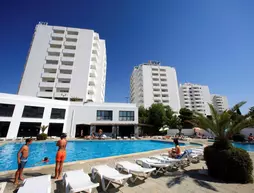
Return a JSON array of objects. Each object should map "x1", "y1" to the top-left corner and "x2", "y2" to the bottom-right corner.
[
  {"x1": 0, "y1": 140, "x2": 187, "y2": 172},
  {"x1": 232, "y1": 142, "x2": 254, "y2": 152}
]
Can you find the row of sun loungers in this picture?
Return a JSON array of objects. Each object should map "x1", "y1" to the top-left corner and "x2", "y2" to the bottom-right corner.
[{"x1": 16, "y1": 147, "x2": 204, "y2": 193}]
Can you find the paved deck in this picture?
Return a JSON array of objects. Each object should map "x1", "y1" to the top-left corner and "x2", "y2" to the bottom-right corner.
[{"x1": 1, "y1": 140, "x2": 254, "y2": 193}]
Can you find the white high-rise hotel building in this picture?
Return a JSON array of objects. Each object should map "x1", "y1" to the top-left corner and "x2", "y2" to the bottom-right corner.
[
  {"x1": 211, "y1": 94, "x2": 229, "y2": 113},
  {"x1": 179, "y1": 83, "x2": 212, "y2": 115},
  {"x1": 18, "y1": 22, "x2": 106, "y2": 103},
  {"x1": 130, "y1": 61, "x2": 181, "y2": 112}
]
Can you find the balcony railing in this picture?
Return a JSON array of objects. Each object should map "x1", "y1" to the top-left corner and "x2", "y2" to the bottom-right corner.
[
  {"x1": 54, "y1": 92, "x2": 69, "y2": 98},
  {"x1": 44, "y1": 64, "x2": 58, "y2": 69},
  {"x1": 58, "y1": 73, "x2": 72, "y2": 79},
  {"x1": 56, "y1": 82, "x2": 70, "y2": 88},
  {"x1": 39, "y1": 82, "x2": 54, "y2": 87},
  {"x1": 60, "y1": 65, "x2": 73, "y2": 70},
  {"x1": 37, "y1": 91, "x2": 53, "y2": 98},
  {"x1": 41, "y1": 73, "x2": 56, "y2": 78},
  {"x1": 89, "y1": 69, "x2": 97, "y2": 77}
]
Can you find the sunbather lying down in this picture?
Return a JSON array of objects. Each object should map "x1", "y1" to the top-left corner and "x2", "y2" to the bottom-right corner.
[{"x1": 168, "y1": 138, "x2": 181, "y2": 158}]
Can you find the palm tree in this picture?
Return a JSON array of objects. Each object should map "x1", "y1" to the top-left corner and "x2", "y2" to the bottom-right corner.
[
  {"x1": 40, "y1": 125, "x2": 48, "y2": 134},
  {"x1": 189, "y1": 102, "x2": 254, "y2": 142}
]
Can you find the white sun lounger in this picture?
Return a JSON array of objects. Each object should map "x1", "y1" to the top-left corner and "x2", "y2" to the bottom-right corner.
[
  {"x1": 158, "y1": 150, "x2": 200, "y2": 164},
  {"x1": 0, "y1": 182, "x2": 7, "y2": 193},
  {"x1": 123, "y1": 136, "x2": 128, "y2": 140},
  {"x1": 91, "y1": 165, "x2": 132, "y2": 191},
  {"x1": 149, "y1": 155, "x2": 185, "y2": 168},
  {"x1": 63, "y1": 169, "x2": 99, "y2": 193},
  {"x1": 135, "y1": 158, "x2": 173, "y2": 175},
  {"x1": 115, "y1": 161, "x2": 156, "y2": 182},
  {"x1": 17, "y1": 175, "x2": 51, "y2": 193},
  {"x1": 117, "y1": 136, "x2": 122, "y2": 140}
]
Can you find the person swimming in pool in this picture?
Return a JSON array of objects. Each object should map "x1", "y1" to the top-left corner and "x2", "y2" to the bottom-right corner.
[
  {"x1": 14, "y1": 138, "x2": 33, "y2": 184},
  {"x1": 53, "y1": 133, "x2": 67, "y2": 179}
]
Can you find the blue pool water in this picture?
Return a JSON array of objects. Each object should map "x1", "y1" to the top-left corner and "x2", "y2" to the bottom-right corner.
[
  {"x1": 0, "y1": 140, "x2": 186, "y2": 172},
  {"x1": 232, "y1": 142, "x2": 254, "y2": 152}
]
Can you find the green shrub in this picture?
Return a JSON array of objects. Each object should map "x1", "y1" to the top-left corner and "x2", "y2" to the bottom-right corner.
[
  {"x1": 232, "y1": 133, "x2": 246, "y2": 142},
  {"x1": 204, "y1": 145, "x2": 253, "y2": 183},
  {"x1": 37, "y1": 133, "x2": 48, "y2": 140}
]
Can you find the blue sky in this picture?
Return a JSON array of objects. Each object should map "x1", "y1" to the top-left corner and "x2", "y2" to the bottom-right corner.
[{"x1": 1, "y1": 0, "x2": 254, "y2": 113}]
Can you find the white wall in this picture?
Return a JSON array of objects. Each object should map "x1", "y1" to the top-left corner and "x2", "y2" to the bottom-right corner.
[
  {"x1": 240, "y1": 128, "x2": 254, "y2": 137},
  {"x1": 165, "y1": 67, "x2": 181, "y2": 112},
  {"x1": 142, "y1": 65, "x2": 154, "y2": 108},
  {"x1": 18, "y1": 24, "x2": 52, "y2": 96},
  {"x1": 70, "y1": 28, "x2": 93, "y2": 99}
]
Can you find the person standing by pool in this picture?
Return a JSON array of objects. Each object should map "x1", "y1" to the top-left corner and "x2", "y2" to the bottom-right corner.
[
  {"x1": 14, "y1": 138, "x2": 32, "y2": 184},
  {"x1": 53, "y1": 133, "x2": 67, "y2": 179}
]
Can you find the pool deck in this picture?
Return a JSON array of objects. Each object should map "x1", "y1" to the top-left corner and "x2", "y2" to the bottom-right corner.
[{"x1": 1, "y1": 139, "x2": 254, "y2": 193}]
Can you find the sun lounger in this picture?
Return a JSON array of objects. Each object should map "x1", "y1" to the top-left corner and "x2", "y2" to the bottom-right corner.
[
  {"x1": 63, "y1": 169, "x2": 99, "y2": 193},
  {"x1": 17, "y1": 175, "x2": 51, "y2": 193},
  {"x1": 0, "y1": 182, "x2": 7, "y2": 193},
  {"x1": 0, "y1": 138, "x2": 6, "y2": 141},
  {"x1": 123, "y1": 136, "x2": 128, "y2": 140},
  {"x1": 135, "y1": 158, "x2": 173, "y2": 175},
  {"x1": 158, "y1": 150, "x2": 200, "y2": 164},
  {"x1": 115, "y1": 161, "x2": 155, "y2": 182},
  {"x1": 131, "y1": 136, "x2": 135, "y2": 140},
  {"x1": 91, "y1": 165, "x2": 132, "y2": 191},
  {"x1": 117, "y1": 136, "x2": 122, "y2": 140}
]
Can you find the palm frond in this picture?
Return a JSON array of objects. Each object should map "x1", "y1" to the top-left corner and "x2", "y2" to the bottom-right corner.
[{"x1": 230, "y1": 101, "x2": 246, "y2": 112}]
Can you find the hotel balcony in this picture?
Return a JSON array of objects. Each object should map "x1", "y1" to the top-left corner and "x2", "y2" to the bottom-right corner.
[
  {"x1": 61, "y1": 57, "x2": 75, "y2": 62},
  {"x1": 43, "y1": 64, "x2": 58, "y2": 70},
  {"x1": 37, "y1": 91, "x2": 53, "y2": 98},
  {"x1": 64, "y1": 41, "x2": 76, "y2": 47},
  {"x1": 89, "y1": 69, "x2": 97, "y2": 77},
  {"x1": 62, "y1": 49, "x2": 75, "y2": 54},
  {"x1": 58, "y1": 73, "x2": 72, "y2": 79},
  {"x1": 50, "y1": 40, "x2": 62, "y2": 46},
  {"x1": 56, "y1": 83, "x2": 70, "y2": 89},
  {"x1": 54, "y1": 92, "x2": 69, "y2": 98},
  {"x1": 46, "y1": 56, "x2": 59, "y2": 61},
  {"x1": 39, "y1": 82, "x2": 54, "y2": 88},
  {"x1": 51, "y1": 33, "x2": 64, "y2": 39},
  {"x1": 60, "y1": 65, "x2": 73, "y2": 70},
  {"x1": 41, "y1": 73, "x2": 56, "y2": 78}
]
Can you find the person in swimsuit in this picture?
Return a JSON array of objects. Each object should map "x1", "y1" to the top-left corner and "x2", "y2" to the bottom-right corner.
[
  {"x1": 168, "y1": 138, "x2": 181, "y2": 158},
  {"x1": 53, "y1": 133, "x2": 67, "y2": 179},
  {"x1": 98, "y1": 129, "x2": 103, "y2": 139},
  {"x1": 14, "y1": 138, "x2": 32, "y2": 184}
]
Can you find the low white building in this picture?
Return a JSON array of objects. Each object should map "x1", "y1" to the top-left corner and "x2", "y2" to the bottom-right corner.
[
  {"x1": 0, "y1": 93, "x2": 138, "y2": 139},
  {"x1": 179, "y1": 83, "x2": 212, "y2": 115},
  {"x1": 211, "y1": 94, "x2": 229, "y2": 113}
]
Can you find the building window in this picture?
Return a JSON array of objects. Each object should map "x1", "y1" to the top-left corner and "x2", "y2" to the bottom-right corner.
[
  {"x1": 119, "y1": 111, "x2": 135, "y2": 121},
  {"x1": 22, "y1": 106, "x2": 44, "y2": 118},
  {"x1": 0, "y1": 122, "x2": 10, "y2": 137},
  {"x1": 97, "y1": 110, "x2": 113, "y2": 121},
  {"x1": 50, "y1": 108, "x2": 66, "y2": 119},
  {"x1": 0, "y1": 103, "x2": 15, "y2": 117}
]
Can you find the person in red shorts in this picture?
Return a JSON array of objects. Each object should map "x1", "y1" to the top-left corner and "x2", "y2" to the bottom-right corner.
[{"x1": 53, "y1": 133, "x2": 67, "y2": 179}]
